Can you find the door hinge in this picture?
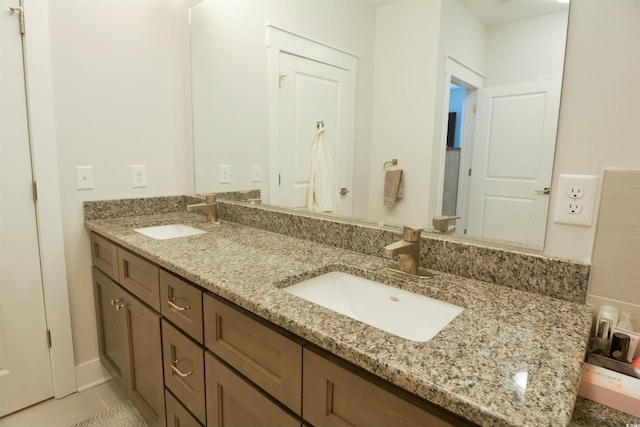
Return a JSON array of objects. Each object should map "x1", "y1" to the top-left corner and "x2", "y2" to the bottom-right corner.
[
  {"x1": 278, "y1": 174, "x2": 281, "y2": 186},
  {"x1": 9, "y1": 5, "x2": 25, "y2": 35},
  {"x1": 463, "y1": 228, "x2": 467, "y2": 235},
  {"x1": 32, "y1": 181, "x2": 38, "y2": 201},
  {"x1": 473, "y1": 104, "x2": 477, "y2": 114},
  {"x1": 47, "y1": 329, "x2": 52, "y2": 348},
  {"x1": 468, "y1": 168, "x2": 472, "y2": 176}
]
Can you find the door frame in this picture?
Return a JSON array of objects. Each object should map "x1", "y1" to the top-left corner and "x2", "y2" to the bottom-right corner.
[
  {"x1": 266, "y1": 24, "x2": 357, "y2": 207},
  {"x1": 23, "y1": 0, "x2": 77, "y2": 398},
  {"x1": 431, "y1": 57, "x2": 483, "y2": 229}
]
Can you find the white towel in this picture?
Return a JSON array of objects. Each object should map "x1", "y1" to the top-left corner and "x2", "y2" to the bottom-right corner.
[{"x1": 307, "y1": 126, "x2": 338, "y2": 212}]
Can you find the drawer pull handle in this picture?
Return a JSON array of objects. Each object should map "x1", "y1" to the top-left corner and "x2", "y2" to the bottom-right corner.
[
  {"x1": 171, "y1": 360, "x2": 192, "y2": 378},
  {"x1": 168, "y1": 298, "x2": 190, "y2": 312}
]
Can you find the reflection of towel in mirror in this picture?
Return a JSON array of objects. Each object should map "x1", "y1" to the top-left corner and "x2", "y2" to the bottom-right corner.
[
  {"x1": 308, "y1": 127, "x2": 338, "y2": 212},
  {"x1": 383, "y1": 169, "x2": 404, "y2": 207}
]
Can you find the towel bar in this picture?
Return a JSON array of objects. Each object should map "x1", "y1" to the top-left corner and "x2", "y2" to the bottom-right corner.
[{"x1": 383, "y1": 159, "x2": 398, "y2": 171}]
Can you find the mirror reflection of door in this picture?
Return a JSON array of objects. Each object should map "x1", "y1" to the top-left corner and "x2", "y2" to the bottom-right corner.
[
  {"x1": 465, "y1": 80, "x2": 561, "y2": 248},
  {"x1": 269, "y1": 27, "x2": 356, "y2": 216}
]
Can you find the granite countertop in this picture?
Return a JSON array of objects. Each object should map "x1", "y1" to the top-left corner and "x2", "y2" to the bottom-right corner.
[{"x1": 85, "y1": 211, "x2": 593, "y2": 427}]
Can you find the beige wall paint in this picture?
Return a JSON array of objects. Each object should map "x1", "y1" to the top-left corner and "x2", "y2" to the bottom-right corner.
[{"x1": 26, "y1": 0, "x2": 639, "y2": 389}]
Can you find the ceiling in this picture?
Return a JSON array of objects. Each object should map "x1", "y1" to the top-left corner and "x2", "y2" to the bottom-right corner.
[{"x1": 458, "y1": 0, "x2": 569, "y2": 27}]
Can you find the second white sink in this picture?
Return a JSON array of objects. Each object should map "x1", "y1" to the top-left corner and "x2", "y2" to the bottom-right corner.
[
  {"x1": 284, "y1": 271, "x2": 463, "y2": 342},
  {"x1": 134, "y1": 224, "x2": 206, "y2": 240}
]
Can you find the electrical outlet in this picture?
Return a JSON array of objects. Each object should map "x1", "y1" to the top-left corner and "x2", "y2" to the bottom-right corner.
[
  {"x1": 131, "y1": 165, "x2": 147, "y2": 188},
  {"x1": 553, "y1": 174, "x2": 598, "y2": 226},
  {"x1": 76, "y1": 166, "x2": 94, "y2": 190},
  {"x1": 568, "y1": 186, "x2": 585, "y2": 199},
  {"x1": 252, "y1": 165, "x2": 261, "y2": 182},
  {"x1": 219, "y1": 165, "x2": 230, "y2": 184},
  {"x1": 567, "y1": 202, "x2": 583, "y2": 214}
]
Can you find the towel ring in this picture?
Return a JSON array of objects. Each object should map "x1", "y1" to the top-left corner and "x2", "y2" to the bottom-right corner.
[{"x1": 383, "y1": 159, "x2": 398, "y2": 171}]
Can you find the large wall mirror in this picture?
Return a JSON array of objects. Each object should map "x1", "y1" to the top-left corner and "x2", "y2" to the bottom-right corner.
[{"x1": 191, "y1": 0, "x2": 569, "y2": 250}]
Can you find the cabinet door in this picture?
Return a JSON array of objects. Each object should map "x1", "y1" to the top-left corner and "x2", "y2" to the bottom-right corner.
[
  {"x1": 303, "y1": 348, "x2": 462, "y2": 427},
  {"x1": 126, "y1": 293, "x2": 165, "y2": 427},
  {"x1": 162, "y1": 320, "x2": 206, "y2": 424},
  {"x1": 92, "y1": 267, "x2": 130, "y2": 392},
  {"x1": 205, "y1": 352, "x2": 301, "y2": 427},
  {"x1": 203, "y1": 294, "x2": 303, "y2": 415}
]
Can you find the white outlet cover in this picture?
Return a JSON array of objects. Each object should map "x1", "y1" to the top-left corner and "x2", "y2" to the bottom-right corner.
[
  {"x1": 131, "y1": 165, "x2": 147, "y2": 188},
  {"x1": 219, "y1": 165, "x2": 230, "y2": 184},
  {"x1": 553, "y1": 174, "x2": 598, "y2": 226}
]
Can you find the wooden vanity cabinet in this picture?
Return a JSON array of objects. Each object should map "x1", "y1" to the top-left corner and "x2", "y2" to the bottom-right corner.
[
  {"x1": 91, "y1": 234, "x2": 165, "y2": 427},
  {"x1": 165, "y1": 389, "x2": 203, "y2": 427}
]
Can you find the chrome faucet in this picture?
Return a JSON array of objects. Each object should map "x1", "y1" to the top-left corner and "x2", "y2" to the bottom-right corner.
[
  {"x1": 186, "y1": 194, "x2": 218, "y2": 224},
  {"x1": 384, "y1": 226, "x2": 422, "y2": 275}
]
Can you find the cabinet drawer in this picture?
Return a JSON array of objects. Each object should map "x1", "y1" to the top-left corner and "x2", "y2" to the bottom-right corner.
[
  {"x1": 203, "y1": 294, "x2": 303, "y2": 416},
  {"x1": 118, "y1": 248, "x2": 160, "y2": 311},
  {"x1": 162, "y1": 319, "x2": 206, "y2": 424},
  {"x1": 165, "y1": 389, "x2": 203, "y2": 427},
  {"x1": 91, "y1": 233, "x2": 119, "y2": 281},
  {"x1": 205, "y1": 352, "x2": 300, "y2": 427},
  {"x1": 303, "y1": 347, "x2": 465, "y2": 427},
  {"x1": 160, "y1": 270, "x2": 203, "y2": 344}
]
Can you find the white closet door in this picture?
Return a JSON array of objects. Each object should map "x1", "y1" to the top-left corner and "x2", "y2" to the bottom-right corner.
[{"x1": 0, "y1": 0, "x2": 54, "y2": 416}]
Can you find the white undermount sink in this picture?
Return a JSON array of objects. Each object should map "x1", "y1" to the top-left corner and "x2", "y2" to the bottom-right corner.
[
  {"x1": 284, "y1": 271, "x2": 463, "y2": 342},
  {"x1": 133, "y1": 224, "x2": 206, "y2": 240}
]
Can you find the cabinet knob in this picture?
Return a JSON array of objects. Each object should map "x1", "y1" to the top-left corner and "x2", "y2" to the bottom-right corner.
[{"x1": 110, "y1": 298, "x2": 125, "y2": 311}]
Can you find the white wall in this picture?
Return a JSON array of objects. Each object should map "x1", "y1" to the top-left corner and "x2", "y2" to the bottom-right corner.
[{"x1": 47, "y1": 0, "x2": 192, "y2": 386}]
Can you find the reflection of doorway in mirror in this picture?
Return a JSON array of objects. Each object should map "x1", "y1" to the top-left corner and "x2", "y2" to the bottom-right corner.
[
  {"x1": 277, "y1": 52, "x2": 354, "y2": 214},
  {"x1": 466, "y1": 80, "x2": 561, "y2": 249},
  {"x1": 267, "y1": 26, "x2": 356, "y2": 217}
]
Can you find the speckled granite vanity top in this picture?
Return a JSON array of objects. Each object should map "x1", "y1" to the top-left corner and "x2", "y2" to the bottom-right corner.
[{"x1": 85, "y1": 211, "x2": 592, "y2": 427}]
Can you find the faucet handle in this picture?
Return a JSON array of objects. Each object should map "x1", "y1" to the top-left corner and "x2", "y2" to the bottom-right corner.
[
  {"x1": 197, "y1": 193, "x2": 216, "y2": 204},
  {"x1": 432, "y1": 216, "x2": 460, "y2": 233},
  {"x1": 403, "y1": 226, "x2": 422, "y2": 242}
]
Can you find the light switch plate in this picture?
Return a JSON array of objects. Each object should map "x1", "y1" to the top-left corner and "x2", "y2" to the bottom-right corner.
[
  {"x1": 553, "y1": 174, "x2": 598, "y2": 226},
  {"x1": 76, "y1": 166, "x2": 94, "y2": 190}
]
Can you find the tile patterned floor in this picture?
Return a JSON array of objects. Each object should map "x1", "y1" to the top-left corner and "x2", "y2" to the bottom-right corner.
[{"x1": 0, "y1": 381, "x2": 127, "y2": 427}]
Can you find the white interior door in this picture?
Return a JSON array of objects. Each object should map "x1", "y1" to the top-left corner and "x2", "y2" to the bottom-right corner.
[
  {"x1": 277, "y1": 51, "x2": 354, "y2": 215},
  {"x1": 466, "y1": 79, "x2": 561, "y2": 248},
  {"x1": 0, "y1": 0, "x2": 54, "y2": 415}
]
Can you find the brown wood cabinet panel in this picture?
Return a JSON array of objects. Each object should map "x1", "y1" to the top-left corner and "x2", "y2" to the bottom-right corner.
[
  {"x1": 205, "y1": 352, "x2": 301, "y2": 427},
  {"x1": 303, "y1": 347, "x2": 466, "y2": 427},
  {"x1": 92, "y1": 267, "x2": 130, "y2": 392},
  {"x1": 91, "y1": 233, "x2": 119, "y2": 281},
  {"x1": 203, "y1": 294, "x2": 303, "y2": 416},
  {"x1": 117, "y1": 247, "x2": 160, "y2": 311},
  {"x1": 165, "y1": 389, "x2": 203, "y2": 427},
  {"x1": 160, "y1": 270, "x2": 204, "y2": 344},
  {"x1": 162, "y1": 320, "x2": 206, "y2": 424},
  {"x1": 126, "y1": 291, "x2": 165, "y2": 427}
]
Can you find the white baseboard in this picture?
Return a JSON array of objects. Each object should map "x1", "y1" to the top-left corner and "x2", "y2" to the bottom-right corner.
[{"x1": 75, "y1": 358, "x2": 112, "y2": 392}]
